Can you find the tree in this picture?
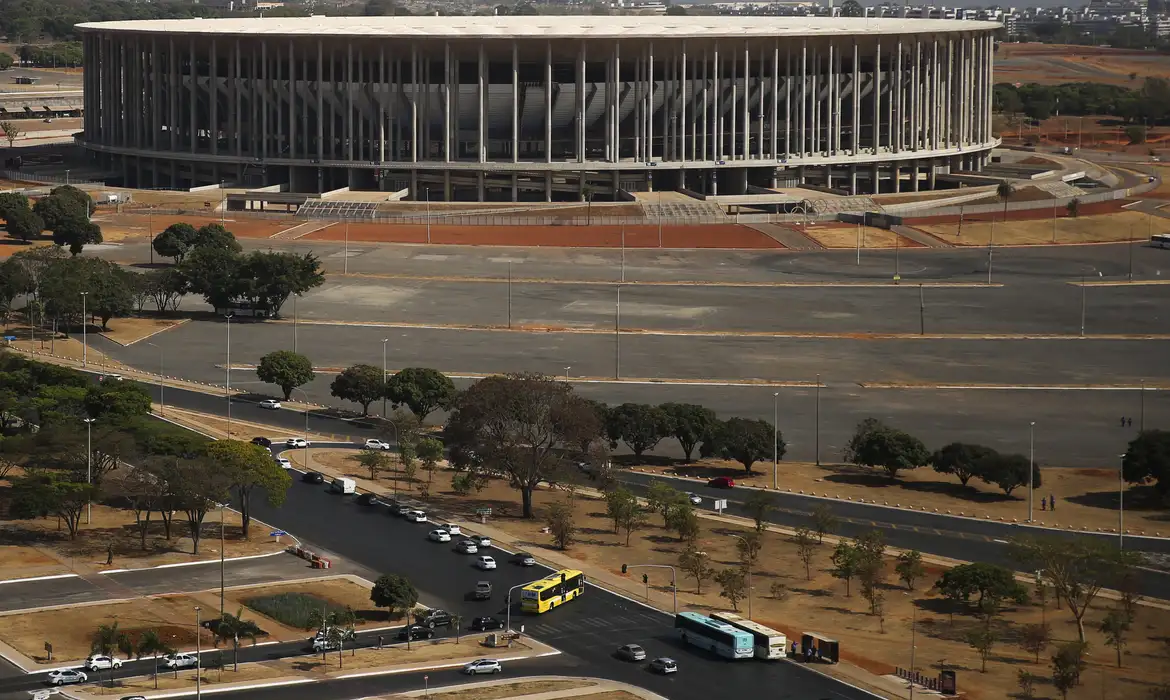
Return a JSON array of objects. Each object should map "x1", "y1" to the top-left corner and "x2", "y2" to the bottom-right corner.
[
  {"x1": 854, "y1": 530, "x2": 888, "y2": 614},
  {"x1": 840, "y1": 0, "x2": 864, "y2": 16},
  {"x1": 665, "y1": 3, "x2": 687, "y2": 14},
  {"x1": 111, "y1": 464, "x2": 168, "y2": 550},
  {"x1": 981, "y1": 452, "x2": 1040, "y2": 496},
  {"x1": 895, "y1": 550, "x2": 925, "y2": 590},
  {"x1": 0, "y1": 53, "x2": 12, "y2": 70},
  {"x1": 844, "y1": 418, "x2": 929, "y2": 479},
  {"x1": 167, "y1": 457, "x2": 233, "y2": 554},
  {"x1": 660, "y1": 403, "x2": 717, "y2": 462},
  {"x1": 385, "y1": 367, "x2": 456, "y2": 421},
  {"x1": 178, "y1": 246, "x2": 241, "y2": 310},
  {"x1": 51, "y1": 216, "x2": 102, "y2": 256},
  {"x1": 135, "y1": 629, "x2": 175, "y2": 689},
  {"x1": 714, "y1": 568, "x2": 747, "y2": 612},
  {"x1": 736, "y1": 531, "x2": 762, "y2": 569},
  {"x1": 1126, "y1": 124, "x2": 1147, "y2": 144},
  {"x1": 445, "y1": 373, "x2": 599, "y2": 518},
  {"x1": 1051, "y1": 641, "x2": 1089, "y2": 699},
  {"x1": 152, "y1": 223, "x2": 196, "y2": 263},
  {"x1": 33, "y1": 193, "x2": 86, "y2": 231},
  {"x1": 604, "y1": 486, "x2": 638, "y2": 534},
  {"x1": 235, "y1": 249, "x2": 323, "y2": 315},
  {"x1": 256, "y1": 350, "x2": 315, "y2": 401},
  {"x1": 605, "y1": 402, "x2": 671, "y2": 458},
  {"x1": 206, "y1": 440, "x2": 291, "y2": 539},
  {"x1": 545, "y1": 501, "x2": 576, "y2": 550},
  {"x1": 770, "y1": 581, "x2": 789, "y2": 601},
  {"x1": 666, "y1": 505, "x2": 700, "y2": 545},
  {"x1": 370, "y1": 574, "x2": 418, "y2": 617},
  {"x1": 0, "y1": 192, "x2": 29, "y2": 220},
  {"x1": 417, "y1": 437, "x2": 443, "y2": 490},
  {"x1": 353, "y1": 448, "x2": 391, "y2": 480},
  {"x1": 742, "y1": 490, "x2": 772, "y2": 532},
  {"x1": 1098, "y1": 608, "x2": 1130, "y2": 667},
  {"x1": 330, "y1": 364, "x2": 385, "y2": 416},
  {"x1": 996, "y1": 180, "x2": 1016, "y2": 225},
  {"x1": 930, "y1": 442, "x2": 997, "y2": 488},
  {"x1": 646, "y1": 481, "x2": 687, "y2": 527},
  {"x1": 1066, "y1": 198, "x2": 1080, "y2": 218},
  {"x1": 192, "y1": 223, "x2": 242, "y2": 254},
  {"x1": 966, "y1": 627, "x2": 997, "y2": 672},
  {"x1": 1, "y1": 120, "x2": 21, "y2": 146},
  {"x1": 92, "y1": 622, "x2": 127, "y2": 657},
  {"x1": 679, "y1": 548, "x2": 714, "y2": 594},
  {"x1": 1020, "y1": 623, "x2": 1051, "y2": 664},
  {"x1": 5, "y1": 206, "x2": 43, "y2": 242},
  {"x1": 811, "y1": 503, "x2": 838, "y2": 544},
  {"x1": 213, "y1": 608, "x2": 261, "y2": 671},
  {"x1": 144, "y1": 267, "x2": 188, "y2": 312},
  {"x1": 8, "y1": 472, "x2": 95, "y2": 540},
  {"x1": 1122, "y1": 429, "x2": 1170, "y2": 499},
  {"x1": 793, "y1": 527, "x2": 818, "y2": 581},
  {"x1": 935, "y1": 562, "x2": 1029, "y2": 619},
  {"x1": 830, "y1": 540, "x2": 859, "y2": 595},
  {"x1": 708, "y1": 417, "x2": 780, "y2": 473},
  {"x1": 49, "y1": 186, "x2": 95, "y2": 218}
]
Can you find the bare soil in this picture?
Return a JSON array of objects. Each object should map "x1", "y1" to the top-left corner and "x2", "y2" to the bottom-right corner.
[
  {"x1": 801, "y1": 225, "x2": 919, "y2": 249},
  {"x1": 995, "y1": 43, "x2": 1170, "y2": 87},
  {"x1": 229, "y1": 577, "x2": 404, "y2": 634},
  {"x1": 917, "y1": 209, "x2": 1166, "y2": 246},
  {"x1": 386, "y1": 679, "x2": 594, "y2": 700}
]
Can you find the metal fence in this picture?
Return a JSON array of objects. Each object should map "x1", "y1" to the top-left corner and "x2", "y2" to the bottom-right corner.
[{"x1": 0, "y1": 169, "x2": 102, "y2": 187}]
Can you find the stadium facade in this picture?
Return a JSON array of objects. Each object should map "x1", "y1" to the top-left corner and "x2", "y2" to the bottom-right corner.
[{"x1": 78, "y1": 16, "x2": 1001, "y2": 201}]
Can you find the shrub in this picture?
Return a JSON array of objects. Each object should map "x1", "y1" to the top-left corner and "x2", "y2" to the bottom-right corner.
[{"x1": 244, "y1": 593, "x2": 357, "y2": 630}]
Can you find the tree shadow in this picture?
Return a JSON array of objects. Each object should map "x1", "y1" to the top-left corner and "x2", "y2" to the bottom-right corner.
[
  {"x1": 1066, "y1": 484, "x2": 1170, "y2": 520},
  {"x1": 577, "y1": 527, "x2": 614, "y2": 537},
  {"x1": 644, "y1": 534, "x2": 680, "y2": 545},
  {"x1": 577, "y1": 538, "x2": 622, "y2": 548},
  {"x1": 791, "y1": 587, "x2": 833, "y2": 598},
  {"x1": 820, "y1": 605, "x2": 870, "y2": 617}
]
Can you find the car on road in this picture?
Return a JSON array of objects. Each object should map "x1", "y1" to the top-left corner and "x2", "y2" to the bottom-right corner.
[
  {"x1": 395, "y1": 504, "x2": 415, "y2": 517},
  {"x1": 364, "y1": 439, "x2": 391, "y2": 450},
  {"x1": 462, "y1": 659, "x2": 502, "y2": 675},
  {"x1": 396, "y1": 624, "x2": 435, "y2": 641},
  {"x1": 259, "y1": 399, "x2": 281, "y2": 409},
  {"x1": 455, "y1": 539, "x2": 479, "y2": 554},
  {"x1": 470, "y1": 616, "x2": 504, "y2": 631},
  {"x1": 686, "y1": 492, "x2": 702, "y2": 505},
  {"x1": 84, "y1": 655, "x2": 123, "y2": 670},
  {"x1": 616, "y1": 644, "x2": 647, "y2": 662},
  {"x1": 469, "y1": 535, "x2": 492, "y2": 548},
  {"x1": 473, "y1": 581, "x2": 493, "y2": 599},
  {"x1": 356, "y1": 493, "x2": 380, "y2": 506},
  {"x1": 251, "y1": 437, "x2": 272, "y2": 447},
  {"x1": 707, "y1": 477, "x2": 735, "y2": 489},
  {"x1": 301, "y1": 471, "x2": 325, "y2": 484},
  {"x1": 120, "y1": 695, "x2": 148, "y2": 700},
  {"x1": 649, "y1": 657, "x2": 678, "y2": 674},
  {"x1": 47, "y1": 669, "x2": 88, "y2": 685},
  {"x1": 163, "y1": 653, "x2": 199, "y2": 669},
  {"x1": 512, "y1": 552, "x2": 536, "y2": 566},
  {"x1": 275, "y1": 457, "x2": 292, "y2": 469},
  {"x1": 428, "y1": 529, "x2": 451, "y2": 542},
  {"x1": 475, "y1": 556, "x2": 497, "y2": 570},
  {"x1": 405, "y1": 510, "x2": 428, "y2": 523},
  {"x1": 312, "y1": 637, "x2": 342, "y2": 652},
  {"x1": 438, "y1": 523, "x2": 461, "y2": 535},
  {"x1": 417, "y1": 609, "x2": 453, "y2": 629},
  {"x1": 286, "y1": 437, "x2": 310, "y2": 448}
]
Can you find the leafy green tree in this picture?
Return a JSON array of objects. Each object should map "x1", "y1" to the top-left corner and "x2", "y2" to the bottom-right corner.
[
  {"x1": 0, "y1": 53, "x2": 13, "y2": 70},
  {"x1": 811, "y1": 503, "x2": 838, "y2": 544},
  {"x1": 83, "y1": 377, "x2": 152, "y2": 421},
  {"x1": 545, "y1": 500, "x2": 576, "y2": 550},
  {"x1": 51, "y1": 215, "x2": 102, "y2": 255},
  {"x1": 742, "y1": 489, "x2": 772, "y2": 532},
  {"x1": 679, "y1": 548, "x2": 714, "y2": 594},
  {"x1": 135, "y1": 629, "x2": 175, "y2": 688},
  {"x1": 385, "y1": 367, "x2": 457, "y2": 420},
  {"x1": 855, "y1": 530, "x2": 888, "y2": 614},
  {"x1": 844, "y1": 418, "x2": 929, "y2": 479},
  {"x1": 417, "y1": 437, "x2": 443, "y2": 489},
  {"x1": 353, "y1": 448, "x2": 391, "y2": 480},
  {"x1": 895, "y1": 549, "x2": 925, "y2": 590},
  {"x1": 0, "y1": 192, "x2": 29, "y2": 220},
  {"x1": 8, "y1": 472, "x2": 95, "y2": 539},
  {"x1": 830, "y1": 540, "x2": 859, "y2": 595},
  {"x1": 4, "y1": 206, "x2": 43, "y2": 242},
  {"x1": 981, "y1": 452, "x2": 1040, "y2": 496},
  {"x1": 1126, "y1": 124, "x2": 1147, "y2": 144},
  {"x1": 1098, "y1": 608, "x2": 1130, "y2": 667},
  {"x1": 151, "y1": 222, "x2": 196, "y2": 263},
  {"x1": 707, "y1": 417, "x2": 778, "y2": 473},
  {"x1": 1066, "y1": 198, "x2": 1080, "y2": 218},
  {"x1": 256, "y1": 350, "x2": 315, "y2": 401},
  {"x1": 996, "y1": 180, "x2": 1016, "y2": 225},
  {"x1": 839, "y1": 0, "x2": 864, "y2": 16},
  {"x1": 714, "y1": 567, "x2": 746, "y2": 612},
  {"x1": 935, "y1": 562, "x2": 1029, "y2": 619},
  {"x1": 604, "y1": 486, "x2": 637, "y2": 534},
  {"x1": 370, "y1": 573, "x2": 418, "y2": 617},
  {"x1": 1123, "y1": 429, "x2": 1170, "y2": 498},
  {"x1": 931, "y1": 442, "x2": 997, "y2": 487},
  {"x1": 206, "y1": 440, "x2": 291, "y2": 539},
  {"x1": 966, "y1": 627, "x2": 997, "y2": 672},
  {"x1": 666, "y1": 504, "x2": 700, "y2": 545},
  {"x1": 180, "y1": 246, "x2": 242, "y2": 310},
  {"x1": 330, "y1": 364, "x2": 385, "y2": 416},
  {"x1": 645, "y1": 481, "x2": 686, "y2": 526},
  {"x1": 660, "y1": 402, "x2": 717, "y2": 462},
  {"x1": 192, "y1": 223, "x2": 242, "y2": 254},
  {"x1": 213, "y1": 608, "x2": 262, "y2": 671},
  {"x1": 605, "y1": 402, "x2": 671, "y2": 458},
  {"x1": 1051, "y1": 641, "x2": 1088, "y2": 699},
  {"x1": 91, "y1": 621, "x2": 127, "y2": 656},
  {"x1": 736, "y1": 530, "x2": 762, "y2": 569},
  {"x1": 1019, "y1": 623, "x2": 1051, "y2": 664},
  {"x1": 49, "y1": 185, "x2": 95, "y2": 217},
  {"x1": 144, "y1": 267, "x2": 188, "y2": 312},
  {"x1": 33, "y1": 193, "x2": 84, "y2": 231},
  {"x1": 235, "y1": 250, "x2": 324, "y2": 315},
  {"x1": 166, "y1": 456, "x2": 234, "y2": 554}
]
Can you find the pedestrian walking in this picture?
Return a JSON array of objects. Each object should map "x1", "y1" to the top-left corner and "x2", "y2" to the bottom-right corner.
[
  {"x1": 106, "y1": 543, "x2": 113, "y2": 566},
  {"x1": 1121, "y1": 416, "x2": 1126, "y2": 427},
  {"x1": 1127, "y1": 417, "x2": 1133, "y2": 428},
  {"x1": 1049, "y1": 495, "x2": 1056, "y2": 511},
  {"x1": 1041, "y1": 497, "x2": 1047, "y2": 511}
]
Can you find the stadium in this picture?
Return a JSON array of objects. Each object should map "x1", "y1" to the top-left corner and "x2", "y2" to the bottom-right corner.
[{"x1": 78, "y1": 16, "x2": 1000, "y2": 202}]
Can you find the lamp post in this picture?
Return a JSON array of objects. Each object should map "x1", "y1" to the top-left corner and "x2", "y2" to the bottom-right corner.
[
  {"x1": 292, "y1": 294, "x2": 298, "y2": 353},
  {"x1": 83, "y1": 417, "x2": 95, "y2": 524},
  {"x1": 1028, "y1": 421, "x2": 1035, "y2": 523},
  {"x1": 815, "y1": 374, "x2": 821, "y2": 466},
  {"x1": 564, "y1": 366, "x2": 572, "y2": 379},
  {"x1": 292, "y1": 388, "x2": 311, "y2": 467},
  {"x1": 225, "y1": 313, "x2": 233, "y2": 424},
  {"x1": 728, "y1": 535, "x2": 753, "y2": 619},
  {"x1": 614, "y1": 284, "x2": 621, "y2": 380},
  {"x1": 80, "y1": 291, "x2": 89, "y2": 367},
  {"x1": 424, "y1": 187, "x2": 431, "y2": 245},
  {"x1": 1118, "y1": 453, "x2": 1126, "y2": 550},
  {"x1": 195, "y1": 606, "x2": 202, "y2": 700},
  {"x1": 505, "y1": 579, "x2": 543, "y2": 633},
  {"x1": 219, "y1": 502, "x2": 226, "y2": 617},
  {"x1": 621, "y1": 564, "x2": 678, "y2": 613},
  {"x1": 772, "y1": 391, "x2": 779, "y2": 490},
  {"x1": 148, "y1": 342, "x2": 164, "y2": 414},
  {"x1": 381, "y1": 338, "x2": 389, "y2": 417}
]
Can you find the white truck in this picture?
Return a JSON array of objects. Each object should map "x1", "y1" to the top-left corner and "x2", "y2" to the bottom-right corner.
[{"x1": 330, "y1": 477, "x2": 356, "y2": 494}]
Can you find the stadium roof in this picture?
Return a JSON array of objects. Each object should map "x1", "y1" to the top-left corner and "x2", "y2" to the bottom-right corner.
[{"x1": 77, "y1": 16, "x2": 1001, "y2": 39}]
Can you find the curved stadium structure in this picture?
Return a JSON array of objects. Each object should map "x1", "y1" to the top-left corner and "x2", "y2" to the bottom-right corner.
[{"x1": 78, "y1": 16, "x2": 1000, "y2": 201}]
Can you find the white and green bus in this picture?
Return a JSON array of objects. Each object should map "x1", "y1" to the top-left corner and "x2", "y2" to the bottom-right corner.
[
  {"x1": 710, "y1": 612, "x2": 787, "y2": 659},
  {"x1": 674, "y1": 612, "x2": 754, "y2": 660}
]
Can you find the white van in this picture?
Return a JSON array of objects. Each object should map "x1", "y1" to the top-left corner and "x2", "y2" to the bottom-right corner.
[{"x1": 330, "y1": 478, "x2": 356, "y2": 495}]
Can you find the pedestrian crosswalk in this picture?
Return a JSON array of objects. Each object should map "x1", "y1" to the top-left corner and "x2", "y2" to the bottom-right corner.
[{"x1": 527, "y1": 610, "x2": 669, "y2": 641}]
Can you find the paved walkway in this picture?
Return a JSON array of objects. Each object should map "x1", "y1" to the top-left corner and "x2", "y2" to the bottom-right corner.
[
  {"x1": 746, "y1": 222, "x2": 826, "y2": 250},
  {"x1": 395, "y1": 676, "x2": 668, "y2": 700},
  {"x1": 891, "y1": 225, "x2": 951, "y2": 248}
]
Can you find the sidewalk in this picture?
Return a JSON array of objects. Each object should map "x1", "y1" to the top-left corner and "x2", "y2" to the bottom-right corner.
[{"x1": 394, "y1": 676, "x2": 669, "y2": 700}]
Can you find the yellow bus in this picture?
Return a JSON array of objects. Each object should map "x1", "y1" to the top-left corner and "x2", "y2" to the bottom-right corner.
[{"x1": 519, "y1": 569, "x2": 585, "y2": 613}]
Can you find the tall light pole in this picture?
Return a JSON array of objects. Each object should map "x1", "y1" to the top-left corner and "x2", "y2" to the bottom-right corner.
[
  {"x1": 381, "y1": 338, "x2": 390, "y2": 417},
  {"x1": 505, "y1": 578, "x2": 543, "y2": 632},
  {"x1": 614, "y1": 284, "x2": 621, "y2": 380},
  {"x1": 1140, "y1": 379, "x2": 1145, "y2": 432},
  {"x1": 729, "y1": 534, "x2": 753, "y2": 620},
  {"x1": 80, "y1": 291, "x2": 89, "y2": 367},
  {"x1": 815, "y1": 374, "x2": 821, "y2": 466},
  {"x1": 772, "y1": 391, "x2": 779, "y2": 490},
  {"x1": 225, "y1": 313, "x2": 234, "y2": 424},
  {"x1": 907, "y1": 598, "x2": 917, "y2": 700},
  {"x1": 292, "y1": 294, "x2": 298, "y2": 353},
  {"x1": 1118, "y1": 453, "x2": 1126, "y2": 550},
  {"x1": 83, "y1": 417, "x2": 95, "y2": 524},
  {"x1": 564, "y1": 366, "x2": 572, "y2": 379},
  {"x1": 1028, "y1": 421, "x2": 1035, "y2": 523},
  {"x1": 220, "y1": 180, "x2": 226, "y2": 224},
  {"x1": 292, "y1": 388, "x2": 311, "y2": 466},
  {"x1": 1080, "y1": 274, "x2": 1086, "y2": 337},
  {"x1": 148, "y1": 342, "x2": 164, "y2": 414},
  {"x1": 219, "y1": 502, "x2": 226, "y2": 616},
  {"x1": 195, "y1": 606, "x2": 202, "y2": 700},
  {"x1": 425, "y1": 187, "x2": 431, "y2": 245}
]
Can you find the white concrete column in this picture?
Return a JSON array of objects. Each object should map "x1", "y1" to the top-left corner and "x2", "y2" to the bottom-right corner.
[
  {"x1": 546, "y1": 41, "x2": 552, "y2": 163},
  {"x1": 480, "y1": 43, "x2": 487, "y2": 164},
  {"x1": 851, "y1": 39, "x2": 858, "y2": 156},
  {"x1": 577, "y1": 42, "x2": 586, "y2": 163},
  {"x1": 713, "y1": 43, "x2": 720, "y2": 161},
  {"x1": 188, "y1": 38, "x2": 196, "y2": 154},
  {"x1": 681, "y1": 41, "x2": 688, "y2": 162},
  {"x1": 771, "y1": 41, "x2": 779, "y2": 160},
  {"x1": 410, "y1": 44, "x2": 418, "y2": 163},
  {"x1": 701, "y1": 47, "x2": 708, "y2": 162},
  {"x1": 317, "y1": 40, "x2": 325, "y2": 162},
  {"x1": 799, "y1": 41, "x2": 807, "y2": 157},
  {"x1": 443, "y1": 43, "x2": 450, "y2": 163},
  {"x1": 784, "y1": 45, "x2": 791, "y2": 158},
  {"x1": 894, "y1": 38, "x2": 902, "y2": 153},
  {"x1": 874, "y1": 40, "x2": 881, "y2": 153},
  {"x1": 648, "y1": 42, "x2": 655, "y2": 161},
  {"x1": 512, "y1": 41, "x2": 519, "y2": 164}
]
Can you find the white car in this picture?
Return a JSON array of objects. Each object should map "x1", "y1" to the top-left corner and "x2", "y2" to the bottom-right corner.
[
  {"x1": 686, "y1": 492, "x2": 702, "y2": 506},
  {"x1": 456, "y1": 539, "x2": 479, "y2": 554},
  {"x1": 364, "y1": 439, "x2": 391, "y2": 450},
  {"x1": 470, "y1": 535, "x2": 492, "y2": 548},
  {"x1": 163, "y1": 653, "x2": 199, "y2": 669},
  {"x1": 286, "y1": 438, "x2": 309, "y2": 448},
  {"x1": 462, "y1": 659, "x2": 502, "y2": 675},
  {"x1": 259, "y1": 399, "x2": 282, "y2": 409},
  {"x1": 47, "y1": 669, "x2": 88, "y2": 685},
  {"x1": 84, "y1": 655, "x2": 123, "y2": 670},
  {"x1": 439, "y1": 523, "x2": 461, "y2": 535},
  {"x1": 428, "y1": 529, "x2": 451, "y2": 542},
  {"x1": 475, "y1": 556, "x2": 497, "y2": 570},
  {"x1": 275, "y1": 457, "x2": 292, "y2": 469},
  {"x1": 406, "y1": 510, "x2": 428, "y2": 523}
]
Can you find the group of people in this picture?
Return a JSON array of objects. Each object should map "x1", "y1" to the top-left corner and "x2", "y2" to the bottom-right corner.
[
  {"x1": 1040, "y1": 494, "x2": 1057, "y2": 512},
  {"x1": 1120, "y1": 416, "x2": 1135, "y2": 427}
]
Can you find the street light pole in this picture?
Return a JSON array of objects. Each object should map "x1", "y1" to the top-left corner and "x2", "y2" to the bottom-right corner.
[
  {"x1": 1140, "y1": 379, "x2": 1145, "y2": 432},
  {"x1": 83, "y1": 417, "x2": 95, "y2": 524},
  {"x1": 505, "y1": 579, "x2": 543, "y2": 632},
  {"x1": 225, "y1": 313, "x2": 234, "y2": 424},
  {"x1": 195, "y1": 606, "x2": 202, "y2": 700},
  {"x1": 293, "y1": 294, "x2": 298, "y2": 353},
  {"x1": 381, "y1": 338, "x2": 389, "y2": 417},
  {"x1": 80, "y1": 291, "x2": 88, "y2": 367},
  {"x1": 220, "y1": 503, "x2": 226, "y2": 617},
  {"x1": 614, "y1": 285, "x2": 621, "y2": 380},
  {"x1": 1028, "y1": 421, "x2": 1035, "y2": 523},
  {"x1": 772, "y1": 391, "x2": 779, "y2": 490},
  {"x1": 148, "y1": 342, "x2": 164, "y2": 413},
  {"x1": 1118, "y1": 453, "x2": 1125, "y2": 550},
  {"x1": 1080, "y1": 274, "x2": 1086, "y2": 337},
  {"x1": 425, "y1": 187, "x2": 431, "y2": 245},
  {"x1": 815, "y1": 374, "x2": 821, "y2": 466}
]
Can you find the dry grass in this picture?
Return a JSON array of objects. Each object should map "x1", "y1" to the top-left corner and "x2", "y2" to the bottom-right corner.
[
  {"x1": 801, "y1": 225, "x2": 912, "y2": 249},
  {"x1": 407, "y1": 679, "x2": 596, "y2": 700},
  {"x1": 83, "y1": 662, "x2": 286, "y2": 693},
  {"x1": 570, "y1": 693, "x2": 642, "y2": 700},
  {"x1": 228, "y1": 577, "x2": 403, "y2": 636},
  {"x1": 0, "y1": 546, "x2": 67, "y2": 580},
  {"x1": 5, "y1": 329, "x2": 125, "y2": 366},
  {"x1": 99, "y1": 317, "x2": 187, "y2": 346},
  {"x1": 163, "y1": 407, "x2": 351, "y2": 444},
  {"x1": 918, "y1": 209, "x2": 1168, "y2": 246}
]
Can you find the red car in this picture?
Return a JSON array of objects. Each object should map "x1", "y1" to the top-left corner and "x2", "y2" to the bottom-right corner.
[{"x1": 707, "y1": 476, "x2": 735, "y2": 488}]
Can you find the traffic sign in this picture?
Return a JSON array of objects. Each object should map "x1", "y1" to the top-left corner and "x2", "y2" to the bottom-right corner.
[
  {"x1": 269, "y1": 530, "x2": 287, "y2": 537},
  {"x1": 475, "y1": 508, "x2": 492, "y2": 516},
  {"x1": 714, "y1": 499, "x2": 728, "y2": 513}
]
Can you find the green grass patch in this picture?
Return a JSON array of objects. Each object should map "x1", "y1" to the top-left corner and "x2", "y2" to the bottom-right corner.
[{"x1": 243, "y1": 593, "x2": 349, "y2": 630}]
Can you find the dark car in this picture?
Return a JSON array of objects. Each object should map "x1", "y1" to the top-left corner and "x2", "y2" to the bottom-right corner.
[
  {"x1": 251, "y1": 436, "x2": 272, "y2": 447},
  {"x1": 301, "y1": 471, "x2": 325, "y2": 484},
  {"x1": 707, "y1": 476, "x2": 735, "y2": 489},
  {"x1": 512, "y1": 552, "x2": 537, "y2": 566},
  {"x1": 356, "y1": 493, "x2": 380, "y2": 506},
  {"x1": 396, "y1": 624, "x2": 435, "y2": 641},
  {"x1": 470, "y1": 616, "x2": 504, "y2": 631},
  {"x1": 417, "y1": 609, "x2": 453, "y2": 629}
]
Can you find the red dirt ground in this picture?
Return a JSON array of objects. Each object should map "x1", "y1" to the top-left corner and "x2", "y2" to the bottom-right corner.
[{"x1": 303, "y1": 222, "x2": 784, "y2": 249}]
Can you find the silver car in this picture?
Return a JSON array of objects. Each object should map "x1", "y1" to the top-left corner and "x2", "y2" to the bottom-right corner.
[
  {"x1": 616, "y1": 643, "x2": 646, "y2": 662},
  {"x1": 462, "y1": 659, "x2": 502, "y2": 675}
]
